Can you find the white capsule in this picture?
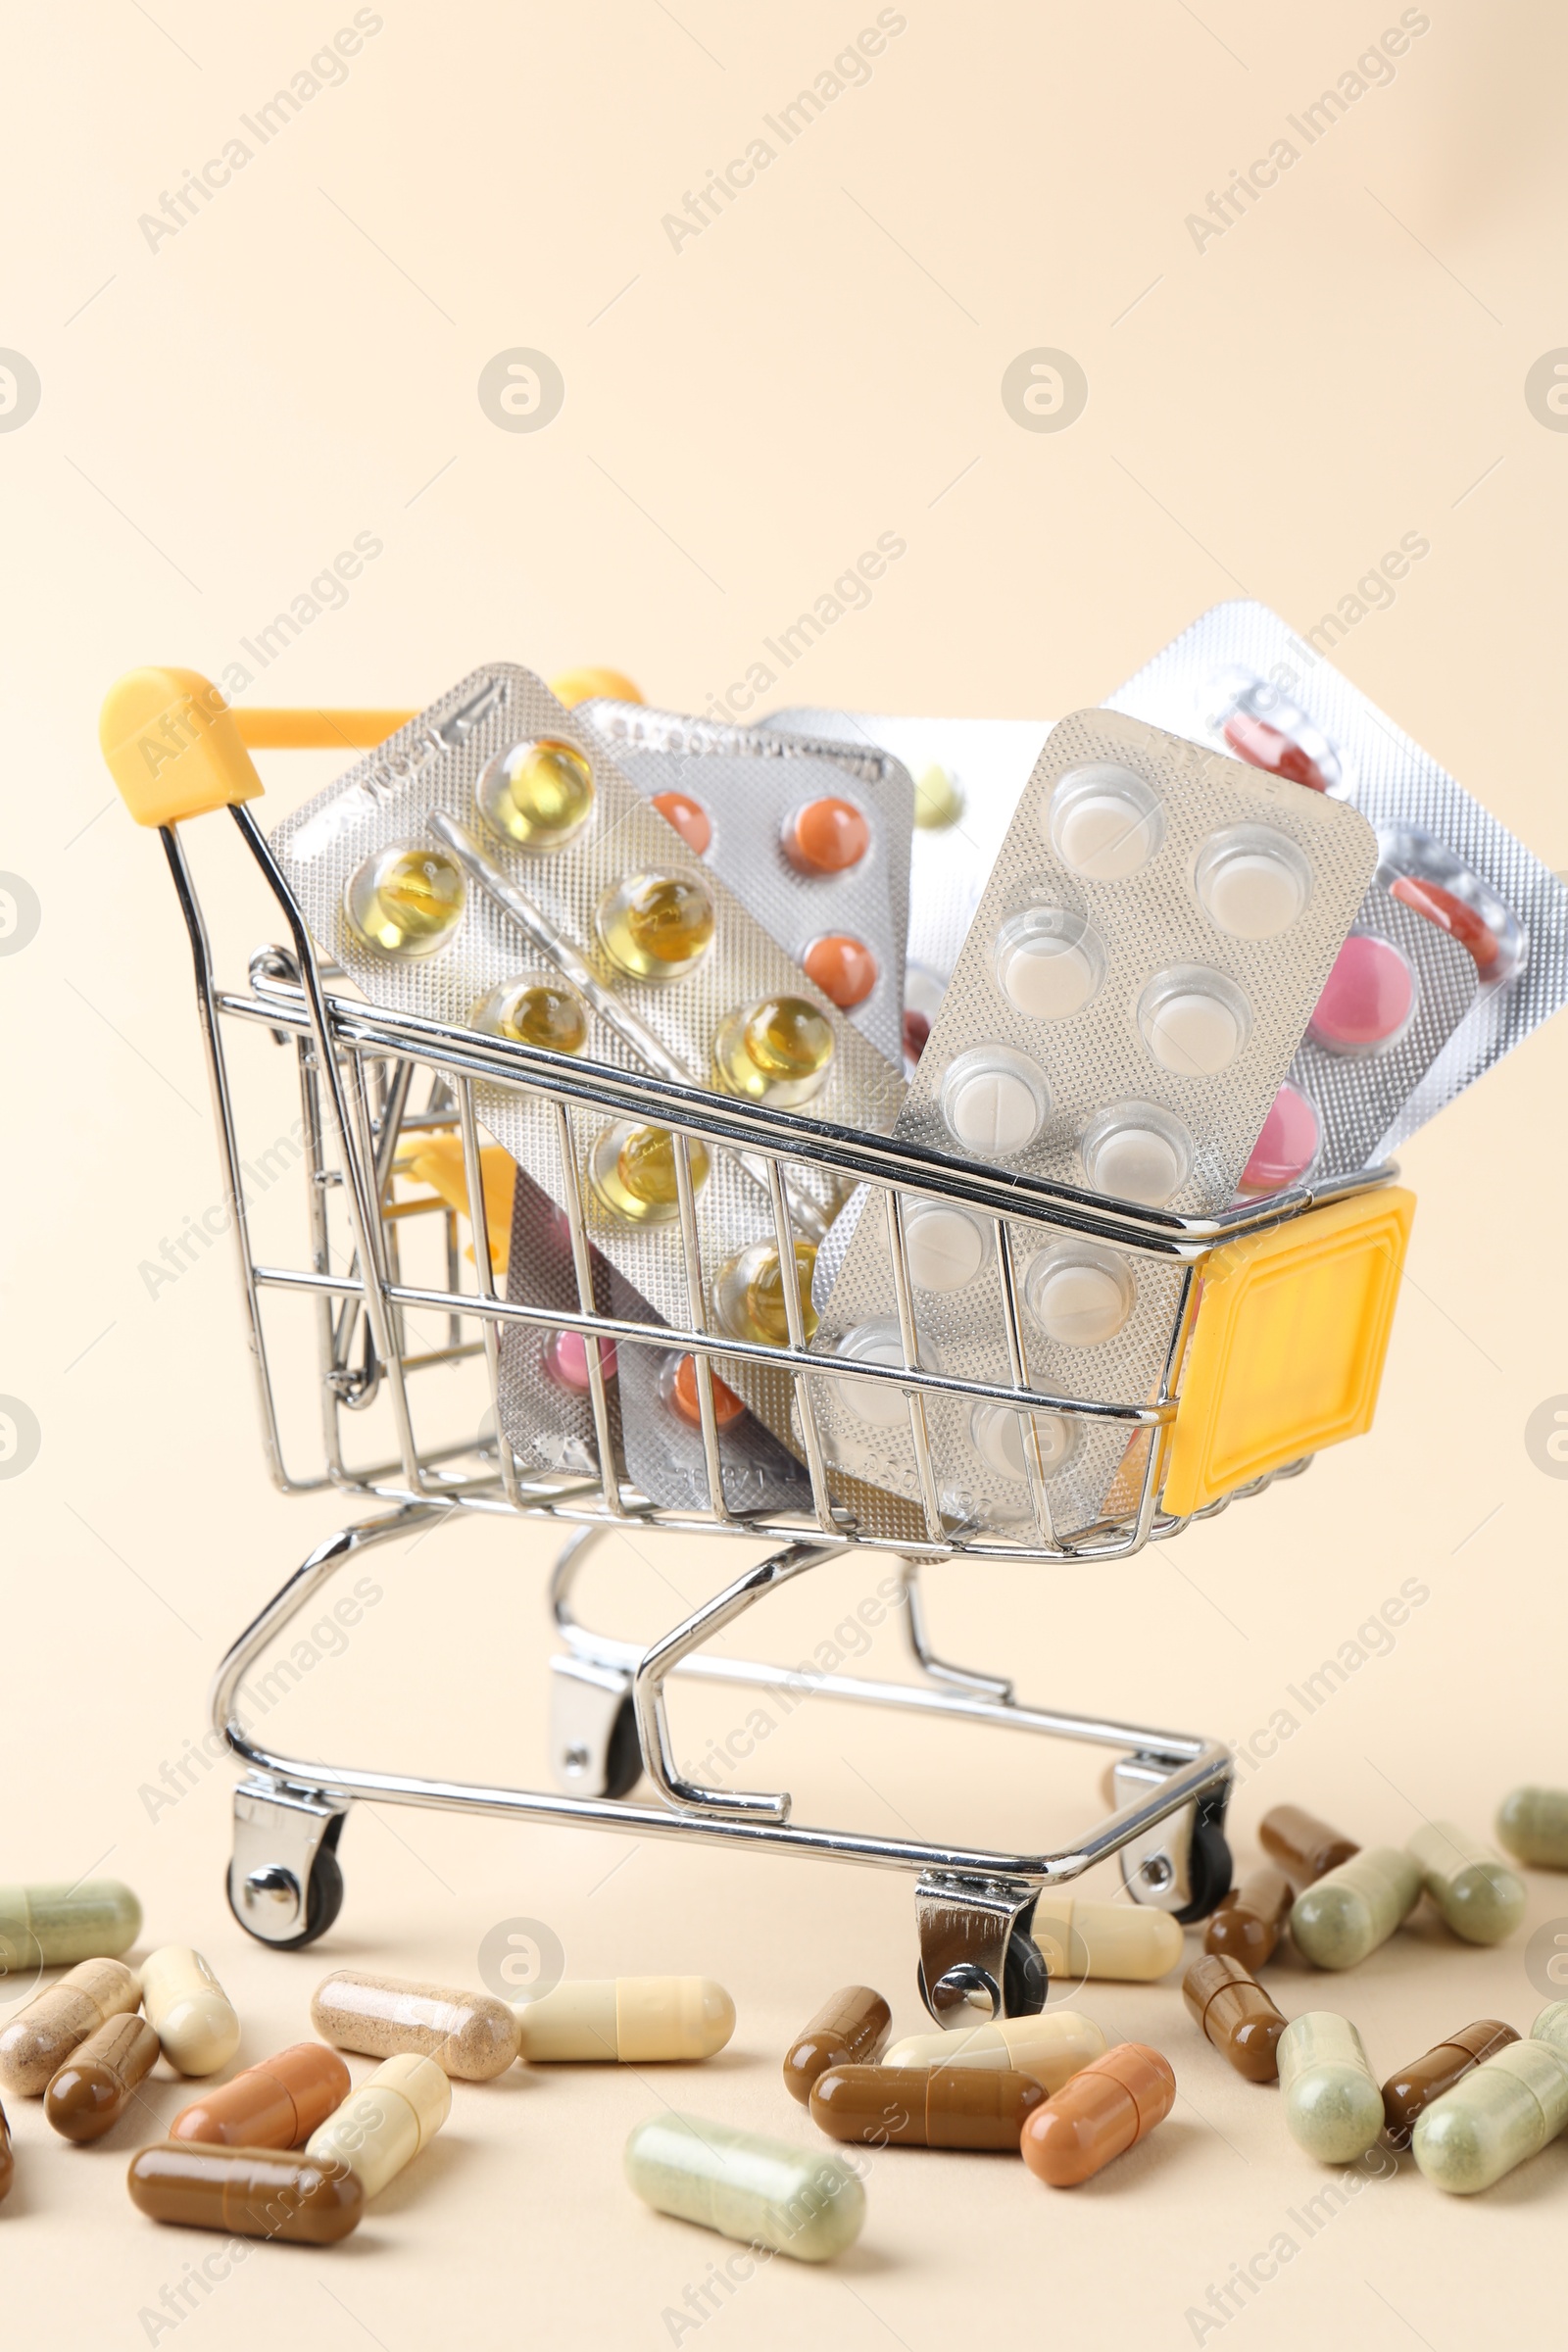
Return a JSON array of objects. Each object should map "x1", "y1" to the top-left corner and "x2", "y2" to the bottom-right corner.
[
  {"x1": 1027, "y1": 1895, "x2": 1185, "y2": 1983},
  {"x1": 883, "y1": 2008, "x2": 1105, "y2": 2092},
  {"x1": 140, "y1": 1947, "x2": 241, "y2": 2078},
  {"x1": 306, "y1": 2052, "x2": 450, "y2": 2197},
  {"x1": 514, "y1": 1978, "x2": 735, "y2": 2063}
]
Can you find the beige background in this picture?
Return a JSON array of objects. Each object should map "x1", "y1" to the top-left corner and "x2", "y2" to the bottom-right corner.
[{"x1": 6, "y1": 1, "x2": 1568, "y2": 2344}]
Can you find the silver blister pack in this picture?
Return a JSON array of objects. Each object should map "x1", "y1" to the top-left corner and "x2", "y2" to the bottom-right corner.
[
  {"x1": 812, "y1": 707, "x2": 1377, "y2": 1538},
  {"x1": 496, "y1": 1168, "x2": 624, "y2": 1478},
  {"x1": 1106, "y1": 600, "x2": 1568, "y2": 1152},
  {"x1": 610, "y1": 1287, "x2": 815, "y2": 1517},
  {"x1": 268, "y1": 666, "x2": 906, "y2": 1468},
  {"x1": 579, "y1": 700, "x2": 913, "y2": 1067}
]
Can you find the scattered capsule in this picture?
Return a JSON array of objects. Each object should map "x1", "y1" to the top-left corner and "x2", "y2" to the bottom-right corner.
[
  {"x1": 311, "y1": 1972, "x2": 520, "y2": 2082},
  {"x1": 1204, "y1": 1866, "x2": 1292, "y2": 1967},
  {"x1": 305, "y1": 2052, "x2": 450, "y2": 2197},
  {"x1": 1182, "y1": 1954, "x2": 1287, "y2": 2083},
  {"x1": 1534, "y1": 2001, "x2": 1568, "y2": 2056},
  {"x1": 1381, "y1": 2021, "x2": 1519, "y2": 2149},
  {"x1": 782, "y1": 797, "x2": 870, "y2": 875},
  {"x1": 1290, "y1": 1846, "x2": 1421, "y2": 1971},
  {"x1": 344, "y1": 843, "x2": 465, "y2": 956},
  {"x1": 0, "y1": 1958, "x2": 142, "y2": 2096},
  {"x1": 1406, "y1": 1820, "x2": 1526, "y2": 1945},
  {"x1": 1258, "y1": 1805, "x2": 1359, "y2": 1886},
  {"x1": 596, "y1": 870, "x2": 715, "y2": 981},
  {"x1": 883, "y1": 2009, "x2": 1106, "y2": 2094},
  {"x1": 1278, "y1": 2013, "x2": 1384, "y2": 2164},
  {"x1": 1412, "y1": 2038, "x2": 1568, "y2": 2193},
  {"x1": 45, "y1": 2012, "x2": 160, "y2": 2143},
  {"x1": 0, "y1": 2096, "x2": 11, "y2": 2201},
  {"x1": 711, "y1": 995, "x2": 836, "y2": 1108},
  {"x1": 1028, "y1": 1893, "x2": 1184, "y2": 1982},
  {"x1": 141, "y1": 1947, "x2": 240, "y2": 2079},
  {"x1": 624, "y1": 2111, "x2": 864, "y2": 2262},
  {"x1": 1495, "y1": 1786, "x2": 1568, "y2": 1871},
  {"x1": 0, "y1": 1881, "x2": 141, "y2": 1972},
  {"x1": 171, "y1": 2042, "x2": 352, "y2": 2149},
  {"x1": 783, "y1": 1986, "x2": 893, "y2": 2105},
  {"x1": 812, "y1": 2062, "x2": 1045, "y2": 2149},
  {"x1": 913, "y1": 763, "x2": 963, "y2": 830},
  {"x1": 514, "y1": 1979, "x2": 735, "y2": 2063},
  {"x1": 1021, "y1": 2041, "x2": 1176, "y2": 2186},
  {"x1": 476, "y1": 735, "x2": 597, "y2": 852},
  {"x1": 127, "y1": 2140, "x2": 364, "y2": 2244}
]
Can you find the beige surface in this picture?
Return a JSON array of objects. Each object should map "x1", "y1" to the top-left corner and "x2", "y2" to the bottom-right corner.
[{"x1": 5, "y1": 1, "x2": 1568, "y2": 2343}]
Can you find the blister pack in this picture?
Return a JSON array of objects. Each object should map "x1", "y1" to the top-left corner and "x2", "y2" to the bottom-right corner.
[
  {"x1": 578, "y1": 700, "x2": 913, "y2": 1067},
  {"x1": 269, "y1": 666, "x2": 906, "y2": 1489},
  {"x1": 763, "y1": 709, "x2": 1053, "y2": 1057},
  {"x1": 1106, "y1": 600, "x2": 1568, "y2": 1157},
  {"x1": 496, "y1": 1168, "x2": 624, "y2": 1480},
  {"x1": 611, "y1": 1298, "x2": 815, "y2": 1516},
  {"x1": 811, "y1": 707, "x2": 1378, "y2": 1542}
]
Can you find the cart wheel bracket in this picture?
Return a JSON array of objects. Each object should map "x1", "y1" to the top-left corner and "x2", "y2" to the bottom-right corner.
[
  {"x1": 914, "y1": 1871, "x2": 1046, "y2": 2025},
  {"x1": 1112, "y1": 1752, "x2": 1234, "y2": 1923},
  {"x1": 226, "y1": 1776, "x2": 349, "y2": 1946},
  {"x1": 549, "y1": 1653, "x2": 640, "y2": 1799}
]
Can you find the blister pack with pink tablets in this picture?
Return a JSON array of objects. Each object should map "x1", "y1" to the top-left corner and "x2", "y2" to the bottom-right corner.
[
  {"x1": 1107, "y1": 600, "x2": 1568, "y2": 1171},
  {"x1": 808, "y1": 707, "x2": 1377, "y2": 1541},
  {"x1": 497, "y1": 1171, "x2": 624, "y2": 1480}
]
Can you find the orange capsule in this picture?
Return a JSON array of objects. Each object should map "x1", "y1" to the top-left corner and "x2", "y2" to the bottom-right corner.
[
  {"x1": 783, "y1": 797, "x2": 870, "y2": 875},
  {"x1": 803, "y1": 934, "x2": 878, "y2": 1009},
  {"x1": 1389, "y1": 874, "x2": 1500, "y2": 972},
  {"x1": 170, "y1": 2042, "x2": 352, "y2": 2150},
  {"x1": 652, "y1": 790, "x2": 711, "y2": 857},
  {"x1": 663, "y1": 1353, "x2": 746, "y2": 1431},
  {"x1": 1020, "y1": 2042, "x2": 1175, "y2": 2187}
]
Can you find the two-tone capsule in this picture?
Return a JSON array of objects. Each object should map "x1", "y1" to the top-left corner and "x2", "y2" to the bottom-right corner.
[
  {"x1": 305, "y1": 2053, "x2": 451, "y2": 2197},
  {"x1": 1412, "y1": 2035, "x2": 1568, "y2": 2193},
  {"x1": 514, "y1": 1978, "x2": 735, "y2": 2063},
  {"x1": 1495, "y1": 1785, "x2": 1568, "y2": 1870},
  {"x1": 624, "y1": 2112, "x2": 865, "y2": 2262},
  {"x1": 0, "y1": 1958, "x2": 142, "y2": 2095},
  {"x1": 141, "y1": 1947, "x2": 240, "y2": 2077},
  {"x1": 1027, "y1": 1893, "x2": 1184, "y2": 1981},
  {"x1": 46, "y1": 2013, "x2": 161, "y2": 2142},
  {"x1": 1290, "y1": 1847, "x2": 1420, "y2": 1970},
  {"x1": 884, "y1": 2010, "x2": 1106, "y2": 2092},
  {"x1": 1203, "y1": 1867, "x2": 1292, "y2": 1967},
  {"x1": 127, "y1": 2141, "x2": 364, "y2": 2244},
  {"x1": 1183, "y1": 1955, "x2": 1287, "y2": 2082},
  {"x1": 1020, "y1": 2042, "x2": 1176, "y2": 2186},
  {"x1": 1406, "y1": 1821, "x2": 1526, "y2": 1945},
  {"x1": 783, "y1": 1986, "x2": 892, "y2": 2104},
  {"x1": 1277, "y1": 2013, "x2": 1384, "y2": 2163},
  {"x1": 810, "y1": 2063, "x2": 1045, "y2": 2150},
  {"x1": 0, "y1": 1881, "x2": 141, "y2": 1971},
  {"x1": 1259, "y1": 1806, "x2": 1358, "y2": 1886},
  {"x1": 171, "y1": 2043, "x2": 352, "y2": 2149},
  {"x1": 1381, "y1": 2021, "x2": 1519, "y2": 2149},
  {"x1": 312, "y1": 1972, "x2": 520, "y2": 2081}
]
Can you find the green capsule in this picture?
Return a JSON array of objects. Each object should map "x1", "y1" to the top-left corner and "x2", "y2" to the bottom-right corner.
[
  {"x1": 1495, "y1": 1786, "x2": 1568, "y2": 1870},
  {"x1": 624, "y1": 2112, "x2": 865, "y2": 2263},
  {"x1": 1532, "y1": 2002, "x2": 1568, "y2": 2055},
  {"x1": 1290, "y1": 1846, "x2": 1420, "y2": 1970},
  {"x1": 0, "y1": 1882, "x2": 141, "y2": 1975},
  {"x1": 1278, "y1": 2012, "x2": 1384, "y2": 2164},
  {"x1": 1412, "y1": 2039, "x2": 1568, "y2": 2194},
  {"x1": 1406, "y1": 1820, "x2": 1526, "y2": 1945}
]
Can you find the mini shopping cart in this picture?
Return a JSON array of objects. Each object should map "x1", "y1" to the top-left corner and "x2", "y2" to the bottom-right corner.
[{"x1": 102, "y1": 667, "x2": 1415, "y2": 2023}]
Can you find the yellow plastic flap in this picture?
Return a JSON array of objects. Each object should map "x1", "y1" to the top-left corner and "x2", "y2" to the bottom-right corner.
[{"x1": 100, "y1": 667, "x2": 263, "y2": 828}]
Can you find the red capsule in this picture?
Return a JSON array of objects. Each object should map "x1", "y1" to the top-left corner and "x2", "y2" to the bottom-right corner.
[{"x1": 1389, "y1": 874, "x2": 1499, "y2": 973}]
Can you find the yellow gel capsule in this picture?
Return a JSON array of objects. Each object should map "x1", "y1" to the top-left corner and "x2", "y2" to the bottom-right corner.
[
  {"x1": 344, "y1": 843, "x2": 465, "y2": 956},
  {"x1": 624, "y1": 2112, "x2": 864, "y2": 2263},
  {"x1": 473, "y1": 973, "x2": 589, "y2": 1054},
  {"x1": 1028, "y1": 1894, "x2": 1186, "y2": 1983},
  {"x1": 548, "y1": 665, "x2": 643, "y2": 710},
  {"x1": 141, "y1": 1946, "x2": 241, "y2": 2079},
  {"x1": 475, "y1": 736, "x2": 596, "y2": 851},
  {"x1": 883, "y1": 2010, "x2": 1106, "y2": 2093},
  {"x1": 711, "y1": 996, "x2": 836, "y2": 1109},
  {"x1": 304, "y1": 2052, "x2": 450, "y2": 2198},
  {"x1": 596, "y1": 871, "x2": 715, "y2": 982},
  {"x1": 913, "y1": 761, "x2": 964, "y2": 830},
  {"x1": 514, "y1": 1979, "x2": 735, "y2": 2063},
  {"x1": 590, "y1": 1122, "x2": 710, "y2": 1227},
  {"x1": 712, "y1": 1240, "x2": 818, "y2": 1347}
]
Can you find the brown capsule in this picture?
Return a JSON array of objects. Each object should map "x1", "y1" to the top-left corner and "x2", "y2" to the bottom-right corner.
[
  {"x1": 1204, "y1": 1866, "x2": 1293, "y2": 1967},
  {"x1": 810, "y1": 2063, "x2": 1046, "y2": 2150},
  {"x1": 170, "y1": 2042, "x2": 352, "y2": 2149},
  {"x1": 0, "y1": 2096, "x2": 12, "y2": 2202},
  {"x1": 45, "y1": 2012, "x2": 160, "y2": 2143},
  {"x1": 0, "y1": 1958, "x2": 142, "y2": 2097},
  {"x1": 126, "y1": 2141, "x2": 364, "y2": 2244},
  {"x1": 1258, "y1": 1805, "x2": 1359, "y2": 1888},
  {"x1": 311, "y1": 1972, "x2": 519, "y2": 2081},
  {"x1": 1183, "y1": 1954, "x2": 1287, "y2": 2082},
  {"x1": 782, "y1": 1986, "x2": 892, "y2": 2105},
  {"x1": 1021, "y1": 2042, "x2": 1175, "y2": 2186},
  {"x1": 1381, "y1": 2020, "x2": 1521, "y2": 2149}
]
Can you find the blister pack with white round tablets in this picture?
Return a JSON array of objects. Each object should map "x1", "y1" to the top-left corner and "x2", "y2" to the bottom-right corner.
[
  {"x1": 578, "y1": 700, "x2": 912, "y2": 1068},
  {"x1": 1106, "y1": 598, "x2": 1568, "y2": 1161},
  {"x1": 808, "y1": 706, "x2": 1377, "y2": 1543},
  {"x1": 269, "y1": 666, "x2": 906, "y2": 1496}
]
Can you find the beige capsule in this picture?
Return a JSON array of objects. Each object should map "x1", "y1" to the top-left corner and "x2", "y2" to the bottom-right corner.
[
  {"x1": 0, "y1": 1958, "x2": 141, "y2": 2097},
  {"x1": 883, "y1": 2010, "x2": 1106, "y2": 2093},
  {"x1": 311, "y1": 1972, "x2": 520, "y2": 2081},
  {"x1": 514, "y1": 1979, "x2": 735, "y2": 2063},
  {"x1": 141, "y1": 1947, "x2": 241, "y2": 2078},
  {"x1": 305, "y1": 2053, "x2": 451, "y2": 2198}
]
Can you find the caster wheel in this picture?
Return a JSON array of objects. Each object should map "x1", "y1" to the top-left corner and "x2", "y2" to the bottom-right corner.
[
  {"x1": 916, "y1": 1927, "x2": 1048, "y2": 2024},
  {"x1": 602, "y1": 1696, "x2": 645, "y2": 1802},
  {"x1": 226, "y1": 1819, "x2": 346, "y2": 1949},
  {"x1": 1172, "y1": 1792, "x2": 1233, "y2": 1926}
]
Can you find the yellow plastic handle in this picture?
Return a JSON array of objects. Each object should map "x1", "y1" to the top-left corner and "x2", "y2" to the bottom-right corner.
[
  {"x1": 100, "y1": 667, "x2": 265, "y2": 828},
  {"x1": 232, "y1": 708, "x2": 416, "y2": 750}
]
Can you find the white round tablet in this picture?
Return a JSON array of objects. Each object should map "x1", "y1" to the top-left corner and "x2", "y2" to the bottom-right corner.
[
  {"x1": 1202, "y1": 846, "x2": 1306, "y2": 939},
  {"x1": 994, "y1": 912, "x2": 1104, "y2": 1021},
  {"x1": 904, "y1": 1202, "x2": 989, "y2": 1293},
  {"x1": 1025, "y1": 1250, "x2": 1133, "y2": 1348},
  {"x1": 1086, "y1": 1124, "x2": 1184, "y2": 1205},
  {"x1": 969, "y1": 1404, "x2": 1072, "y2": 1481},
  {"x1": 833, "y1": 1320, "x2": 913, "y2": 1427},
  {"x1": 1050, "y1": 764, "x2": 1163, "y2": 881},
  {"x1": 940, "y1": 1049, "x2": 1049, "y2": 1156},
  {"x1": 1140, "y1": 986, "x2": 1241, "y2": 1076}
]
